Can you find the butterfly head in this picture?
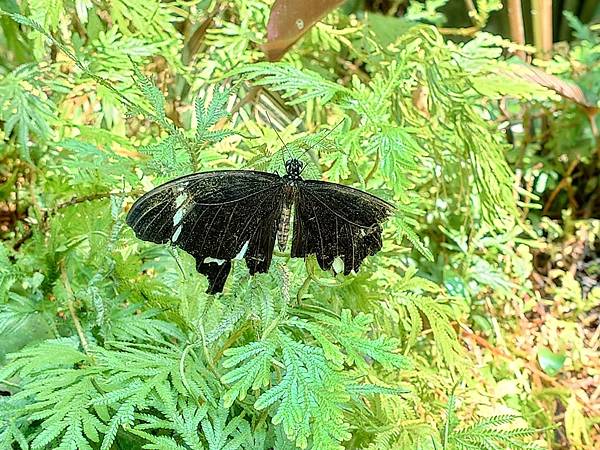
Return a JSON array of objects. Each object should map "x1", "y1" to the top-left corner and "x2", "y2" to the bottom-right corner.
[{"x1": 285, "y1": 158, "x2": 303, "y2": 180}]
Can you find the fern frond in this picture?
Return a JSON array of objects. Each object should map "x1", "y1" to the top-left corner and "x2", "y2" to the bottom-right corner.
[
  {"x1": 201, "y1": 407, "x2": 252, "y2": 450},
  {"x1": 290, "y1": 309, "x2": 412, "y2": 370},
  {"x1": 194, "y1": 88, "x2": 234, "y2": 144},
  {"x1": 231, "y1": 63, "x2": 349, "y2": 105},
  {"x1": 255, "y1": 333, "x2": 351, "y2": 449},
  {"x1": 221, "y1": 338, "x2": 277, "y2": 407},
  {"x1": 0, "y1": 64, "x2": 55, "y2": 160},
  {"x1": 346, "y1": 383, "x2": 411, "y2": 397}
]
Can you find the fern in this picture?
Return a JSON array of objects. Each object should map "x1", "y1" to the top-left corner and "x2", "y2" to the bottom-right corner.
[
  {"x1": 0, "y1": 64, "x2": 56, "y2": 161},
  {"x1": 289, "y1": 309, "x2": 412, "y2": 370},
  {"x1": 254, "y1": 333, "x2": 351, "y2": 449},
  {"x1": 0, "y1": 4, "x2": 562, "y2": 449},
  {"x1": 230, "y1": 63, "x2": 350, "y2": 105},
  {"x1": 194, "y1": 88, "x2": 235, "y2": 144},
  {"x1": 54, "y1": 139, "x2": 138, "y2": 191},
  {"x1": 0, "y1": 339, "x2": 102, "y2": 450},
  {"x1": 221, "y1": 337, "x2": 277, "y2": 407},
  {"x1": 441, "y1": 392, "x2": 541, "y2": 450},
  {"x1": 0, "y1": 335, "x2": 221, "y2": 449},
  {"x1": 221, "y1": 325, "x2": 407, "y2": 449},
  {"x1": 201, "y1": 407, "x2": 253, "y2": 450},
  {"x1": 0, "y1": 397, "x2": 30, "y2": 450}
]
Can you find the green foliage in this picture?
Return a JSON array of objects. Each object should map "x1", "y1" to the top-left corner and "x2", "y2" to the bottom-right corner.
[
  {"x1": 441, "y1": 392, "x2": 540, "y2": 450},
  {"x1": 0, "y1": 64, "x2": 56, "y2": 161},
  {"x1": 4, "y1": 1, "x2": 593, "y2": 449}
]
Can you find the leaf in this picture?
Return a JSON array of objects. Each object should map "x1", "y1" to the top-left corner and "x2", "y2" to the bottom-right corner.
[
  {"x1": 264, "y1": 0, "x2": 344, "y2": 61},
  {"x1": 504, "y1": 63, "x2": 597, "y2": 110},
  {"x1": 229, "y1": 62, "x2": 349, "y2": 105},
  {"x1": 564, "y1": 395, "x2": 591, "y2": 449},
  {"x1": 0, "y1": 64, "x2": 55, "y2": 161},
  {"x1": 220, "y1": 339, "x2": 277, "y2": 407},
  {"x1": 537, "y1": 347, "x2": 566, "y2": 376},
  {"x1": 194, "y1": 87, "x2": 235, "y2": 144}
]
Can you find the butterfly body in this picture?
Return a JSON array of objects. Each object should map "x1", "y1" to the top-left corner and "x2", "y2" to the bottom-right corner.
[
  {"x1": 127, "y1": 158, "x2": 394, "y2": 294},
  {"x1": 277, "y1": 158, "x2": 304, "y2": 250}
]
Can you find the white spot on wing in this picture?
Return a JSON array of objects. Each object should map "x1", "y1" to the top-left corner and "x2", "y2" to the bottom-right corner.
[
  {"x1": 332, "y1": 256, "x2": 345, "y2": 274},
  {"x1": 204, "y1": 256, "x2": 226, "y2": 265},
  {"x1": 172, "y1": 225, "x2": 182, "y2": 242},
  {"x1": 234, "y1": 240, "x2": 250, "y2": 260},
  {"x1": 173, "y1": 208, "x2": 185, "y2": 226},
  {"x1": 175, "y1": 192, "x2": 187, "y2": 208}
]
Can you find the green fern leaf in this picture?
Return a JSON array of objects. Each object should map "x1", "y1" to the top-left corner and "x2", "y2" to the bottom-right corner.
[{"x1": 230, "y1": 63, "x2": 350, "y2": 105}]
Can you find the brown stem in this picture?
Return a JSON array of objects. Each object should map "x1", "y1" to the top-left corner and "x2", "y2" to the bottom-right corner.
[
  {"x1": 531, "y1": 0, "x2": 553, "y2": 60},
  {"x1": 506, "y1": 0, "x2": 526, "y2": 60},
  {"x1": 364, "y1": 149, "x2": 380, "y2": 186},
  {"x1": 464, "y1": 0, "x2": 481, "y2": 25},
  {"x1": 542, "y1": 157, "x2": 579, "y2": 214},
  {"x1": 438, "y1": 26, "x2": 481, "y2": 37}
]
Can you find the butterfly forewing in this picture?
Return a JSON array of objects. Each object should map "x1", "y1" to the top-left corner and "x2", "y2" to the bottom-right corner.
[
  {"x1": 292, "y1": 180, "x2": 394, "y2": 275},
  {"x1": 127, "y1": 170, "x2": 285, "y2": 293}
]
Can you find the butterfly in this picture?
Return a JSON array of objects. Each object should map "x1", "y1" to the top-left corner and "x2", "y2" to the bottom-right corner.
[{"x1": 126, "y1": 157, "x2": 394, "y2": 294}]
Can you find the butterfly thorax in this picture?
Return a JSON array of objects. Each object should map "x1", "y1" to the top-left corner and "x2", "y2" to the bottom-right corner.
[{"x1": 284, "y1": 158, "x2": 303, "y2": 181}]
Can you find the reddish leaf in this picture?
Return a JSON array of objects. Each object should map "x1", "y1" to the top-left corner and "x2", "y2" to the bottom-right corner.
[
  {"x1": 263, "y1": 0, "x2": 344, "y2": 61},
  {"x1": 507, "y1": 64, "x2": 597, "y2": 111}
]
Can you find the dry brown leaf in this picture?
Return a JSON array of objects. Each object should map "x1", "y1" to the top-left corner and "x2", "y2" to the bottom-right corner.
[
  {"x1": 263, "y1": 0, "x2": 344, "y2": 61},
  {"x1": 506, "y1": 64, "x2": 598, "y2": 111}
]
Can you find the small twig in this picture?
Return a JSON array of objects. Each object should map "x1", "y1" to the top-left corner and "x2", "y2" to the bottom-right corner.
[
  {"x1": 542, "y1": 157, "x2": 580, "y2": 214},
  {"x1": 364, "y1": 149, "x2": 380, "y2": 186},
  {"x1": 60, "y1": 262, "x2": 90, "y2": 355},
  {"x1": 179, "y1": 342, "x2": 202, "y2": 397},
  {"x1": 463, "y1": 0, "x2": 481, "y2": 25},
  {"x1": 212, "y1": 322, "x2": 251, "y2": 362},
  {"x1": 198, "y1": 323, "x2": 219, "y2": 375},
  {"x1": 438, "y1": 26, "x2": 481, "y2": 37},
  {"x1": 51, "y1": 191, "x2": 125, "y2": 213},
  {"x1": 230, "y1": 85, "x2": 261, "y2": 117}
]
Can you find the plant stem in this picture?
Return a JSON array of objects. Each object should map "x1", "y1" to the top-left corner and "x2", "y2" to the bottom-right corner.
[
  {"x1": 506, "y1": 0, "x2": 526, "y2": 60},
  {"x1": 60, "y1": 263, "x2": 90, "y2": 355},
  {"x1": 531, "y1": 0, "x2": 553, "y2": 60}
]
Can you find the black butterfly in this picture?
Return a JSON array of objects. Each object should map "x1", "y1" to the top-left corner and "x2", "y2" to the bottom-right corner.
[{"x1": 126, "y1": 158, "x2": 394, "y2": 294}]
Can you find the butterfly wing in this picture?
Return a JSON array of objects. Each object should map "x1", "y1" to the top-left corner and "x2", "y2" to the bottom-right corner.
[
  {"x1": 127, "y1": 171, "x2": 285, "y2": 293},
  {"x1": 291, "y1": 180, "x2": 394, "y2": 274}
]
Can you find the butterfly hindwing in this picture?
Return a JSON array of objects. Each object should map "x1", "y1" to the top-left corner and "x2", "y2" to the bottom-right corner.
[
  {"x1": 127, "y1": 171, "x2": 285, "y2": 293},
  {"x1": 291, "y1": 180, "x2": 394, "y2": 275}
]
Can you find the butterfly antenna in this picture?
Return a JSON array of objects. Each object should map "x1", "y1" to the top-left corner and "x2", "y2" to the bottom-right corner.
[
  {"x1": 299, "y1": 119, "x2": 344, "y2": 174},
  {"x1": 265, "y1": 111, "x2": 290, "y2": 168}
]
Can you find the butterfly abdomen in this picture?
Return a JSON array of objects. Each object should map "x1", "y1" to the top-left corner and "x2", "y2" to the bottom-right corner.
[
  {"x1": 277, "y1": 204, "x2": 291, "y2": 251},
  {"x1": 277, "y1": 184, "x2": 297, "y2": 251}
]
